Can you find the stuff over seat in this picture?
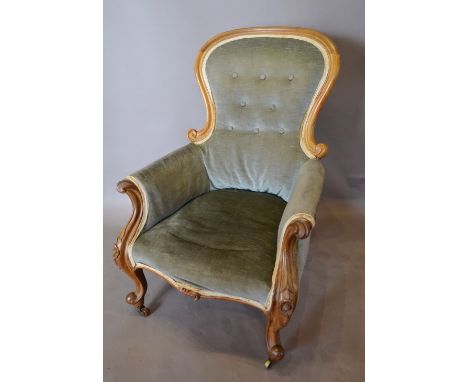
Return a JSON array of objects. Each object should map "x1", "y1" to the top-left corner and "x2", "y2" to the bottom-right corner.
[
  {"x1": 113, "y1": 27, "x2": 340, "y2": 368},
  {"x1": 133, "y1": 189, "x2": 286, "y2": 305}
]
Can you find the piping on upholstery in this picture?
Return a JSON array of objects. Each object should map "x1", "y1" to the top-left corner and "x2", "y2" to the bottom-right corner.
[
  {"x1": 125, "y1": 175, "x2": 149, "y2": 268},
  {"x1": 136, "y1": 263, "x2": 268, "y2": 312},
  {"x1": 198, "y1": 33, "x2": 330, "y2": 159}
]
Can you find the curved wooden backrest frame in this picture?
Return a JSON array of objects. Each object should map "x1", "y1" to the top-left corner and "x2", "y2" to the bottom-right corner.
[
  {"x1": 115, "y1": 27, "x2": 340, "y2": 367},
  {"x1": 187, "y1": 26, "x2": 340, "y2": 159}
]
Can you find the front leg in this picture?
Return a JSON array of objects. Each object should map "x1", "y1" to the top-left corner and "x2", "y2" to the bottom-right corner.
[
  {"x1": 113, "y1": 179, "x2": 150, "y2": 317},
  {"x1": 265, "y1": 218, "x2": 312, "y2": 368}
]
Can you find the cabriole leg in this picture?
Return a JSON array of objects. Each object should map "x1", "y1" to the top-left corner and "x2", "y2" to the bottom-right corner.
[
  {"x1": 124, "y1": 267, "x2": 150, "y2": 317},
  {"x1": 265, "y1": 314, "x2": 285, "y2": 368},
  {"x1": 264, "y1": 218, "x2": 312, "y2": 368},
  {"x1": 114, "y1": 241, "x2": 150, "y2": 317},
  {"x1": 113, "y1": 179, "x2": 151, "y2": 317}
]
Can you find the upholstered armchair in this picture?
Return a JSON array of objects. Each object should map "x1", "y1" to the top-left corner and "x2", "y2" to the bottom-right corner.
[{"x1": 113, "y1": 27, "x2": 339, "y2": 368}]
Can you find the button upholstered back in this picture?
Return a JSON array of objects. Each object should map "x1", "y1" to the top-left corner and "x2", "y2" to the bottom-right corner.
[
  {"x1": 205, "y1": 37, "x2": 326, "y2": 135},
  {"x1": 191, "y1": 29, "x2": 339, "y2": 201}
]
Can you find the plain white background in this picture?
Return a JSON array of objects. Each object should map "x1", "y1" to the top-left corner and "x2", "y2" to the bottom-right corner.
[{"x1": 1, "y1": 1, "x2": 468, "y2": 381}]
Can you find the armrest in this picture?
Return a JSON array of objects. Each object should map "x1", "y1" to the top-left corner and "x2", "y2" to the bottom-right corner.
[
  {"x1": 121, "y1": 144, "x2": 210, "y2": 232},
  {"x1": 277, "y1": 159, "x2": 325, "y2": 274},
  {"x1": 266, "y1": 159, "x2": 324, "y2": 312}
]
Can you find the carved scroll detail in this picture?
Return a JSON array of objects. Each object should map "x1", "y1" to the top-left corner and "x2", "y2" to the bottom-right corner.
[
  {"x1": 113, "y1": 179, "x2": 150, "y2": 316},
  {"x1": 187, "y1": 128, "x2": 198, "y2": 142},
  {"x1": 180, "y1": 287, "x2": 201, "y2": 301},
  {"x1": 187, "y1": 27, "x2": 340, "y2": 159},
  {"x1": 311, "y1": 142, "x2": 329, "y2": 159},
  {"x1": 265, "y1": 218, "x2": 312, "y2": 363},
  {"x1": 113, "y1": 238, "x2": 122, "y2": 264}
]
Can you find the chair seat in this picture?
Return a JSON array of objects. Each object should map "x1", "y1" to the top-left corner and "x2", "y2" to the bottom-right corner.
[{"x1": 132, "y1": 189, "x2": 286, "y2": 305}]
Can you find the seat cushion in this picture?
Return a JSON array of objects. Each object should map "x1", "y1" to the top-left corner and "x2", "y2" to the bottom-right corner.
[{"x1": 132, "y1": 189, "x2": 286, "y2": 305}]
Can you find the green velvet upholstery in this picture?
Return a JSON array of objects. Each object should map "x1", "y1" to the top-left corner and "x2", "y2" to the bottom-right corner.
[
  {"x1": 202, "y1": 37, "x2": 325, "y2": 197},
  {"x1": 129, "y1": 144, "x2": 210, "y2": 232},
  {"x1": 200, "y1": 130, "x2": 307, "y2": 200},
  {"x1": 277, "y1": 159, "x2": 325, "y2": 276},
  {"x1": 205, "y1": 37, "x2": 325, "y2": 135},
  {"x1": 126, "y1": 35, "x2": 328, "y2": 308},
  {"x1": 132, "y1": 190, "x2": 286, "y2": 305}
]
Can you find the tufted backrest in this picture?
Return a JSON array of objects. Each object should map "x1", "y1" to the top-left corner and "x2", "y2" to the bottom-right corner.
[{"x1": 189, "y1": 28, "x2": 339, "y2": 201}]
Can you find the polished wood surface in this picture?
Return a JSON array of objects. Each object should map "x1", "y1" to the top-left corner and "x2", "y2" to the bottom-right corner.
[
  {"x1": 113, "y1": 180, "x2": 150, "y2": 316},
  {"x1": 114, "y1": 26, "x2": 337, "y2": 367},
  {"x1": 114, "y1": 178, "x2": 269, "y2": 313},
  {"x1": 187, "y1": 26, "x2": 340, "y2": 159},
  {"x1": 266, "y1": 218, "x2": 312, "y2": 364},
  {"x1": 114, "y1": 178, "x2": 314, "y2": 366}
]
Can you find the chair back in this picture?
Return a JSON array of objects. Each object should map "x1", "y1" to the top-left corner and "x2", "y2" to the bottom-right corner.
[{"x1": 189, "y1": 28, "x2": 339, "y2": 200}]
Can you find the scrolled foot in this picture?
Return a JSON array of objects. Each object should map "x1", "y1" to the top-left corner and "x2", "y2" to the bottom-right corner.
[
  {"x1": 264, "y1": 344, "x2": 284, "y2": 369},
  {"x1": 269, "y1": 344, "x2": 284, "y2": 362},
  {"x1": 126, "y1": 292, "x2": 150, "y2": 316},
  {"x1": 126, "y1": 292, "x2": 140, "y2": 305}
]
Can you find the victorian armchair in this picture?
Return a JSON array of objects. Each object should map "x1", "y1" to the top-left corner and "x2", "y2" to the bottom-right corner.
[{"x1": 113, "y1": 27, "x2": 339, "y2": 368}]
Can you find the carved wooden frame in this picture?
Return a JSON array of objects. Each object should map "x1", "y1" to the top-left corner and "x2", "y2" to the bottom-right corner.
[
  {"x1": 113, "y1": 27, "x2": 340, "y2": 368},
  {"x1": 187, "y1": 26, "x2": 340, "y2": 159},
  {"x1": 114, "y1": 178, "x2": 314, "y2": 367}
]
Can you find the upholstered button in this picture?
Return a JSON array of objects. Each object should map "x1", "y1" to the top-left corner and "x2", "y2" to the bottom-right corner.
[
  {"x1": 240, "y1": 101, "x2": 246, "y2": 107},
  {"x1": 270, "y1": 104, "x2": 276, "y2": 111},
  {"x1": 260, "y1": 74, "x2": 266, "y2": 80},
  {"x1": 232, "y1": 72, "x2": 238, "y2": 78},
  {"x1": 228, "y1": 125, "x2": 234, "y2": 131},
  {"x1": 279, "y1": 128, "x2": 285, "y2": 134},
  {"x1": 254, "y1": 128, "x2": 260, "y2": 134},
  {"x1": 288, "y1": 74, "x2": 294, "y2": 81}
]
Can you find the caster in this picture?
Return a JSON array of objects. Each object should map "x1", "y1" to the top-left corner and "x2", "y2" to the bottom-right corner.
[
  {"x1": 264, "y1": 359, "x2": 272, "y2": 369},
  {"x1": 139, "y1": 305, "x2": 150, "y2": 317}
]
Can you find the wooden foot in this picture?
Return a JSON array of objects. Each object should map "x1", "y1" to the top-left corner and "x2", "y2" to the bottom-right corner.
[
  {"x1": 264, "y1": 218, "x2": 313, "y2": 366},
  {"x1": 266, "y1": 320, "x2": 285, "y2": 363},
  {"x1": 126, "y1": 292, "x2": 150, "y2": 317},
  {"x1": 123, "y1": 268, "x2": 149, "y2": 316},
  {"x1": 126, "y1": 292, "x2": 150, "y2": 316},
  {"x1": 113, "y1": 180, "x2": 151, "y2": 317},
  {"x1": 264, "y1": 343, "x2": 285, "y2": 368}
]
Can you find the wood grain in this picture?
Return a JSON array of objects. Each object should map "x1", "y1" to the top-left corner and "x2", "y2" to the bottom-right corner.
[
  {"x1": 113, "y1": 179, "x2": 150, "y2": 316},
  {"x1": 266, "y1": 218, "x2": 312, "y2": 363}
]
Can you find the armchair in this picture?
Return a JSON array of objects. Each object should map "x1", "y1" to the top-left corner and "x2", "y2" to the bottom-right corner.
[{"x1": 113, "y1": 27, "x2": 339, "y2": 367}]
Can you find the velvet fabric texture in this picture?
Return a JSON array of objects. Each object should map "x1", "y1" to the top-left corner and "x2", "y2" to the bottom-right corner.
[
  {"x1": 200, "y1": 130, "x2": 307, "y2": 200},
  {"x1": 202, "y1": 37, "x2": 325, "y2": 196},
  {"x1": 132, "y1": 190, "x2": 286, "y2": 305},
  {"x1": 129, "y1": 150, "x2": 324, "y2": 304},
  {"x1": 129, "y1": 144, "x2": 210, "y2": 232},
  {"x1": 277, "y1": 159, "x2": 325, "y2": 277},
  {"x1": 126, "y1": 35, "x2": 328, "y2": 306},
  {"x1": 205, "y1": 37, "x2": 326, "y2": 135}
]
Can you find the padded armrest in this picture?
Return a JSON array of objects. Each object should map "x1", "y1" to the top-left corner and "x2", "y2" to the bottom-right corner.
[
  {"x1": 277, "y1": 159, "x2": 325, "y2": 275},
  {"x1": 126, "y1": 144, "x2": 210, "y2": 232}
]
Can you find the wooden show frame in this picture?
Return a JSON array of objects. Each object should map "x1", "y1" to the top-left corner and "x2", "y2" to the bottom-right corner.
[{"x1": 114, "y1": 27, "x2": 340, "y2": 368}]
